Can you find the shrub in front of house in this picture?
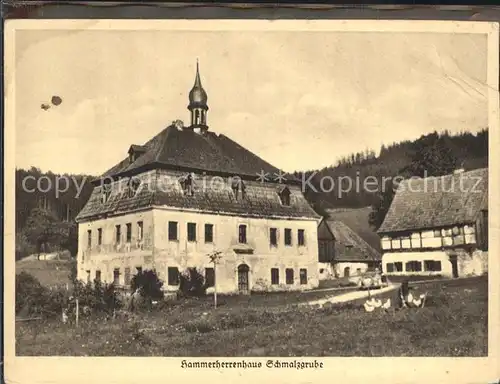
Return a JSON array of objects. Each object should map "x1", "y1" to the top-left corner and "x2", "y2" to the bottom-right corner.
[{"x1": 178, "y1": 267, "x2": 207, "y2": 298}]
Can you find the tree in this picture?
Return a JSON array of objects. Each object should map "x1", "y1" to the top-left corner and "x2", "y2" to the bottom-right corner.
[
  {"x1": 369, "y1": 179, "x2": 398, "y2": 231},
  {"x1": 401, "y1": 132, "x2": 458, "y2": 178},
  {"x1": 22, "y1": 208, "x2": 60, "y2": 258},
  {"x1": 369, "y1": 132, "x2": 460, "y2": 230}
]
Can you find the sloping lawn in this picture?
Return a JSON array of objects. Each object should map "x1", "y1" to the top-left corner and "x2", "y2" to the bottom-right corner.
[
  {"x1": 16, "y1": 276, "x2": 487, "y2": 357},
  {"x1": 16, "y1": 259, "x2": 73, "y2": 288}
]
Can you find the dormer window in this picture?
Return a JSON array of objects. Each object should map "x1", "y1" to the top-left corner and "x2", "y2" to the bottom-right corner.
[
  {"x1": 180, "y1": 173, "x2": 195, "y2": 196},
  {"x1": 101, "y1": 184, "x2": 111, "y2": 204},
  {"x1": 278, "y1": 186, "x2": 291, "y2": 206},
  {"x1": 128, "y1": 145, "x2": 147, "y2": 164},
  {"x1": 231, "y1": 176, "x2": 246, "y2": 200},
  {"x1": 128, "y1": 177, "x2": 141, "y2": 198}
]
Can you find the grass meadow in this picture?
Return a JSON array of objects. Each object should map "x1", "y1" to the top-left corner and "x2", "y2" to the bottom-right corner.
[{"x1": 16, "y1": 276, "x2": 487, "y2": 357}]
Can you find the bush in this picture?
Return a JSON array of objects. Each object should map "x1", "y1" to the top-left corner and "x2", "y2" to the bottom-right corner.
[
  {"x1": 179, "y1": 267, "x2": 207, "y2": 297},
  {"x1": 16, "y1": 272, "x2": 68, "y2": 318},
  {"x1": 72, "y1": 279, "x2": 122, "y2": 313},
  {"x1": 130, "y1": 270, "x2": 164, "y2": 300},
  {"x1": 16, "y1": 271, "x2": 124, "y2": 319}
]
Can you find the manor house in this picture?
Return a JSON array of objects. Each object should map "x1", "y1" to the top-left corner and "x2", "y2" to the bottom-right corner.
[{"x1": 75, "y1": 63, "x2": 321, "y2": 294}]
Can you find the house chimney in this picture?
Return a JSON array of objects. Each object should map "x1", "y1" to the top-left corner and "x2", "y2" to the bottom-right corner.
[{"x1": 172, "y1": 119, "x2": 184, "y2": 131}]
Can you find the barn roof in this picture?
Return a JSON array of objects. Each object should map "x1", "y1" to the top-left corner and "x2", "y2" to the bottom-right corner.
[
  {"x1": 100, "y1": 124, "x2": 293, "y2": 182},
  {"x1": 323, "y1": 219, "x2": 381, "y2": 262},
  {"x1": 378, "y1": 168, "x2": 488, "y2": 234}
]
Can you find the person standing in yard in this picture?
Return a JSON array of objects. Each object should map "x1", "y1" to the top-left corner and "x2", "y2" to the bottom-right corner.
[{"x1": 399, "y1": 279, "x2": 410, "y2": 308}]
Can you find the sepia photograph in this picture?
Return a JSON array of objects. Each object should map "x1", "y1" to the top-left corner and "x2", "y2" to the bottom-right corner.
[{"x1": 3, "y1": 18, "x2": 500, "y2": 384}]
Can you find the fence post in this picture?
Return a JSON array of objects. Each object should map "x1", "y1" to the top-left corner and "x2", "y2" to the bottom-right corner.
[{"x1": 75, "y1": 298, "x2": 79, "y2": 327}]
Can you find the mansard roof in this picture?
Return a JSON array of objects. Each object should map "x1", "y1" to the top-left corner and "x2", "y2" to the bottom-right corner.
[
  {"x1": 100, "y1": 124, "x2": 294, "y2": 183},
  {"x1": 76, "y1": 170, "x2": 320, "y2": 222}
]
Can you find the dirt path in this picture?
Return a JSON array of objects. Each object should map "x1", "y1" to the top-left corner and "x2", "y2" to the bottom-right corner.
[{"x1": 300, "y1": 284, "x2": 399, "y2": 308}]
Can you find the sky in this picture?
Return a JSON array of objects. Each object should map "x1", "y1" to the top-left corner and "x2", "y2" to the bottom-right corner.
[{"x1": 14, "y1": 29, "x2": 488, "y2": 175}]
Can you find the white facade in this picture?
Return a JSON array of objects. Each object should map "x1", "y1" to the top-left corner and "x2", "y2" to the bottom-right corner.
[
  {"x1": 380, "y1": 224, "x2": 486, "y2": 278},
  {"x1": 77, "y1": 207, "x2": 320, "y2": 294}
]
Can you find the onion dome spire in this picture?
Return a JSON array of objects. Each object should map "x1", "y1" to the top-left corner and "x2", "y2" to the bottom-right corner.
[{"x1": 187, "y1": 60, "x2": 208, "y2": 130}]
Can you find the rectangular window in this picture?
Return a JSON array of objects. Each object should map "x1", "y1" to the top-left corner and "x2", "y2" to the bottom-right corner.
[
  {"x1": 285, "y1": 268, "x2": 294, "y2": 285},
  {"x1": 434, "y1": 261, "x2": 442, "y2": 272},
  {"x1": 386, "y1": 263, "x2": 395, "y2": 273},
  {"x1": 205, "y1": 224, "x2": 214, "y2": 243},
  {"x1": 424, "y1": 260, "x2": 442, "y2": 272},
  {"x1": 299, "y1": 268, "x2": 307, "y2": 285},
  {"x1": 168, "y1": 267, "x2": 179, "y2": 286},
  {"x1": 87, "y1": 230, "x2": 92, "y2": 249},
  {"x1": 86, "y1": 270, "x2": 91, "y2": 283},
  {"x1": 271, "y1": 268, "x2": 279, "y2": 285},
  {"x1": 115, "y1": 225, "x2": 121, "y2": 244},
  {"x1": 298, "y1": 229, "x2": 305, "y2": 246},
  {"x1": 284, "y1": 228, "x2": 292, "y2": 246},
  {"x1": 168, "y1": 221, "x2": 178, "y2": 241},
  {"x1": 137, "y1": 221, "x2": 144, "y2": 241},
  {"x1": 187, "y1": 223, "x2": 197, "y2": 242},
  {"x1": 405, "y1": 261, "x2": 422, "y2": 272},
  {"x1": 126, "y1": 223, "x2": 132, "y2": 242},
  {"x1": 97, "y1": 228, "x2": 102, "y2": 246},
  {"x1": 113, "y1": 268, "x2": 120, "y2": 285},
  {"x1": 205, "y1": 268, "x2": 215, "y2": 287},
  {"x1": 238, "y1": 224, "x2": 247, "y2": 244},
  {"x1": 270, "y1": 228, "x2": 278, "y2": 247},
  {"x1": 394, "y1": 262, "x2": 403, "y2": 272},
  {"x1": 95, "y1": 270, "x2": 101, "y2": 283},
  {"x1": 124, "y1": 267, "x2": 131, "y2": 286}
]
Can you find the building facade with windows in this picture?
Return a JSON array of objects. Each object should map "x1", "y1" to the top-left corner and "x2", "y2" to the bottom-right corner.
[
  {"x1": 75, "y1": 63, "x2": 321, "y2": 294},
  {"x1": 317, "y1": 218, "x2": 381, "y2": 280},
  {"x1": 377, "y1": 168, "x2": 488, "y2": 278}
]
